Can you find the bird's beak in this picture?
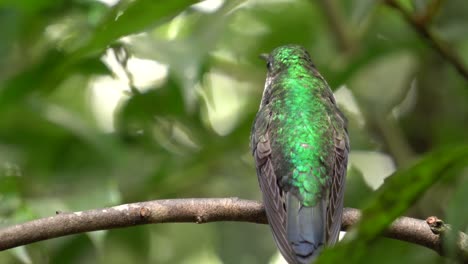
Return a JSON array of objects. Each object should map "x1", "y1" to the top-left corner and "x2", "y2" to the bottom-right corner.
[{"x1": 259, "y1": 53, "x2": 269, "y2": 61}]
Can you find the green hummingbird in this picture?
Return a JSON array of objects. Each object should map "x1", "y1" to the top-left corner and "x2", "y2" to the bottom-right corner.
[{"x1": 250, "y1": 45, "x2": 349, "y2": 264}]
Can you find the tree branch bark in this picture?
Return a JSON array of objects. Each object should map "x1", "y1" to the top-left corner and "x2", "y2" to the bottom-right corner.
[{"x1": 0, "y1": 198, "x2": 466, "y2": 261}]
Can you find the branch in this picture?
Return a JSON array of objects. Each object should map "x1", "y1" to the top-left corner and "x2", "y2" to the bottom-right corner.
[
  {"x1": 426, "y1": 216, "x2": 468, "y2": 260},
  {"x1": 414, "y1": 0, "x2": 445, "y2": 25},
  {"x1": 385, "y1": 0, "x2": 468, "y2": 81},
  {"x1": 0, "y1": 198, "x2": 466, "y2": 262},
  {"x1": 0, "y1": 198, "x2": 265, "y2": 251}
]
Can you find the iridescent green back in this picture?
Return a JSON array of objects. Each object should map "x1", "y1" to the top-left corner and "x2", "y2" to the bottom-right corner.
[{"x1": 267, "y1": 47, "x2": 337, "y2": 207}]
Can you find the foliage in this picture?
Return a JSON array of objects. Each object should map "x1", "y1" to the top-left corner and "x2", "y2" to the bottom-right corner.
[{"x1": 0, "y1": 0, "x2": 467, "y2": 263}]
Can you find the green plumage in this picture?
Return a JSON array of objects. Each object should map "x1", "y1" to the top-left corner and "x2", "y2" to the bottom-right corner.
[
  {"x1": 251, "y1": 45, "x2": 349, "y2": 264},
  {"x1": 268, "y1": 53, "x2": 334, "y2": 206}
]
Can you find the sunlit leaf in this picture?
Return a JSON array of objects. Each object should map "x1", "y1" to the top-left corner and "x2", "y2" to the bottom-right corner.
[
  {"x1": 10, "y1": 246, "x2": 31, "y2": 264},
  {"x1": 82, "y1": 0, "x2": 202, "y2": 55}
]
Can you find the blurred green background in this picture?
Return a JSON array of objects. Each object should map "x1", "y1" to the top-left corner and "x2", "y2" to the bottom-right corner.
[{"x1": 0, "y1": 0, "x2": 467, "y2": 263}]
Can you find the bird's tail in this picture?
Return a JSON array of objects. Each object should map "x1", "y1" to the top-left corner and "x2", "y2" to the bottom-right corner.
[{"x1": 286, "y1": 193, "x2": 326, "y2": 264}]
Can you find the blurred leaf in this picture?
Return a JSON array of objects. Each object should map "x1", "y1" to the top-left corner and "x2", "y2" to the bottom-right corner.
[
  {"x1": 0, "y1": 192, "x2": 21, "y2": 222},
  {"x1": 26, "y1": 198, "x2": 68, "y2": 219},
  {"x1": 82, "y1": 0, "x2": 202, "y2": 55},
  {"x1": 101, "y1": 225, "x2": 150, "y2": 263},
  {"x1": 350, "y1": 52, "x2": 417, "y2": 114},
  {"x1": 317, "y1": 144, "x2": 468, "y2": 263},
  {"x1": 10, "y1": 246, "x2": 31, "y2": 264},
  {"x1": 87, "y1": 230, "x2": 108, "y2": 257},
  {"x1": 445, "y1": 170, "x2": 468, "y2": 257},
  {"x1": 116, "y1": 76, "x2": 186, "y2": 140},
  {"x1": 0, "y1": 0, "x2": 202, "y2": 111},
  {"x1": 48, "y1": 234, "x2": 97, "y2": 263},
  {"x1": 344, "y1": 166, "x2": 373, "y2": 209},
  {"x1": 336, "y1": 235, "x2": 440, "y2": 264},
  {"x1": 37, "y1": 102, "x2": 107, "y2": 153},
  {"x1": 0, "y1": 9, "x2": 20, "y2": 70},
  {"x1": 349, "y1": 151, "x2": 396, "y2": 190},
  {"x1": 350, "y1": 0, "x2": 378, "y2": 26},
  {"x1": 0, "y1": 0, "x2": 59, "y2": 13},
  {"x1": 446, "y1": 171, "x2": 468, "y2": 231},
  {"x1": 75, "y1": 57, "x2": 111, "y2": 75},
  {"x1": 127, "y1": 0, "x2": 247, "y2": 111},
  {"x1": 0, "y1": 49, "x2": 66, "y2": 108}
]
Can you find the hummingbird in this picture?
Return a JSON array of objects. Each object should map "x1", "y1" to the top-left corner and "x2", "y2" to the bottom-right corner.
[{"x1": 250, "y1": 45, "x2": 349, "y2": 264}]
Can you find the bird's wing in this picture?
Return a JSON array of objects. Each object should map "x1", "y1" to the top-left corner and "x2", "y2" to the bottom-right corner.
[
  {"x1": 326, "y1": 103, "x2": 349, "y2": 244},
  {"x1": 251, "y1": 107, "x2": 298, "y2": 264}
]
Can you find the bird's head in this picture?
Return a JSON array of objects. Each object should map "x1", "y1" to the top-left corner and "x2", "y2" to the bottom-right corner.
[{"x1": 260, "y1": 44, "x2": 316, "y2": 76}]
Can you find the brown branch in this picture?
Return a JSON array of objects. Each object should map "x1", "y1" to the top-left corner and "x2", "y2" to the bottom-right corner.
[
  {"x1": 426, "y1": 216, "x2": 468, "y2": 260},
  {"x1": 0, "y1": 198, "x2": 466, "y2": 261},
  {"x1": 414, "y1": 0, "x2": 445, "y2": 25},
  {"x1": 0, "y1": 198, "x2": 265, "y2": 251},
  {"x1": 385, "y1": 0, "x2": 468, "y2": 81}
]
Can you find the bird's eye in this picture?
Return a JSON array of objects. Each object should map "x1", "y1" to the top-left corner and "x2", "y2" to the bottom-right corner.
[{"x1": 266, "y1": 61, "x2": 272, "y2": 70}]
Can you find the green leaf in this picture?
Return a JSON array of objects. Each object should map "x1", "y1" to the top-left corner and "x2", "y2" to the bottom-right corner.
[
  {"x1": 10, "y1": 246, "x2": 32, "y2": 264},
  {"x1": 349, "y1": 52, "x2": 417, "y2": 114},
  {"x1": 316, "y1": 144, "x2": 468, "y2": 263},
  {"x1": 0, "y1": 0, "x2": 200, "y2": 111},
  {"x1": 0, "y1": 0, "x2": 60, "y2": 14},
  {"x1": 0, "y1": 49, "x2": 66, "y2": 108},
  {"x1": 344, "y1": 166, "x2": 374, "y2": 209},
  {"x1": 445, "y1": 172, "x2": 468, "y2": 257},
  {"x1": 81, "y1": 0, "x2": 201, "y2": 55},
  {"x1": 116, "y1": 76, "x2": 185, "y2": 138}
]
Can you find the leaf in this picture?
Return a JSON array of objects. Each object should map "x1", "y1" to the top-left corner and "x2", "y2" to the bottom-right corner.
[
  {"x1": 0, "y1": 0, "x2": 200, "y2": 111},
  {"x1": 349, "y1": 151, "x2": 396, "y2": 190},
  {"x1": 10, "y1": 246, "x2": 32, "y2": 264},
  {"x1": 116, "y1": 76, "x2": 186, "y2": 136},
  {"x1": 316, "y1": 144, "x2": 468, "y2": 263},
  {"x1": 344, "y1": 166, "x2": 374, "y2": 209},
  {"x1": 445, "y1": 171, "x2": 468, "y2": 257},
  {"x1": 0, "y1": 0, "x2": 59, "y2": 14},
  {"x1": 75, "y1": 57, "x2": 111, "y2": 76},
  {"x1": 81, "y1": 0, "x2": 201, "y2": 55},
  {"x1": 349, "y1": 52, "x2": 417, "y2": 114},
  {"x1": 446, "y1": 172, "x2": 468, "y2": 232},
  {"x1": 0, "y1": 49, "x2": 66, "y2": 109}
]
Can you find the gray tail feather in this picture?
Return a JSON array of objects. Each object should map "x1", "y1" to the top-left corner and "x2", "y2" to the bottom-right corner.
[{"x1": 286, "y1": 193, "x2": 325, "y2": 264}]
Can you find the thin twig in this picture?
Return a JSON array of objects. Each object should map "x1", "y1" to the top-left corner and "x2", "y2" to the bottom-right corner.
[
  {"x1": 0, "y1": 197, "x2": 466, "y2": 262},
  {"x1": 414, "y1": 0, "x2": 445, "y2": 25},
  {"x1": 385, "y1": 0, "x2": 468, "y2": 81}
]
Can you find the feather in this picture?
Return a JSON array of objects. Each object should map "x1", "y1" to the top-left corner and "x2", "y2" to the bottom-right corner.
[
  {"x1": 286, "y1": 193, "x2": 326, "y2": 264},
  {"x1": 325, "y1": 105, "x2": 349, "y2": 243},
  {"x1": 251, "y1": 107, "x2": 298, "y2": 264}
]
